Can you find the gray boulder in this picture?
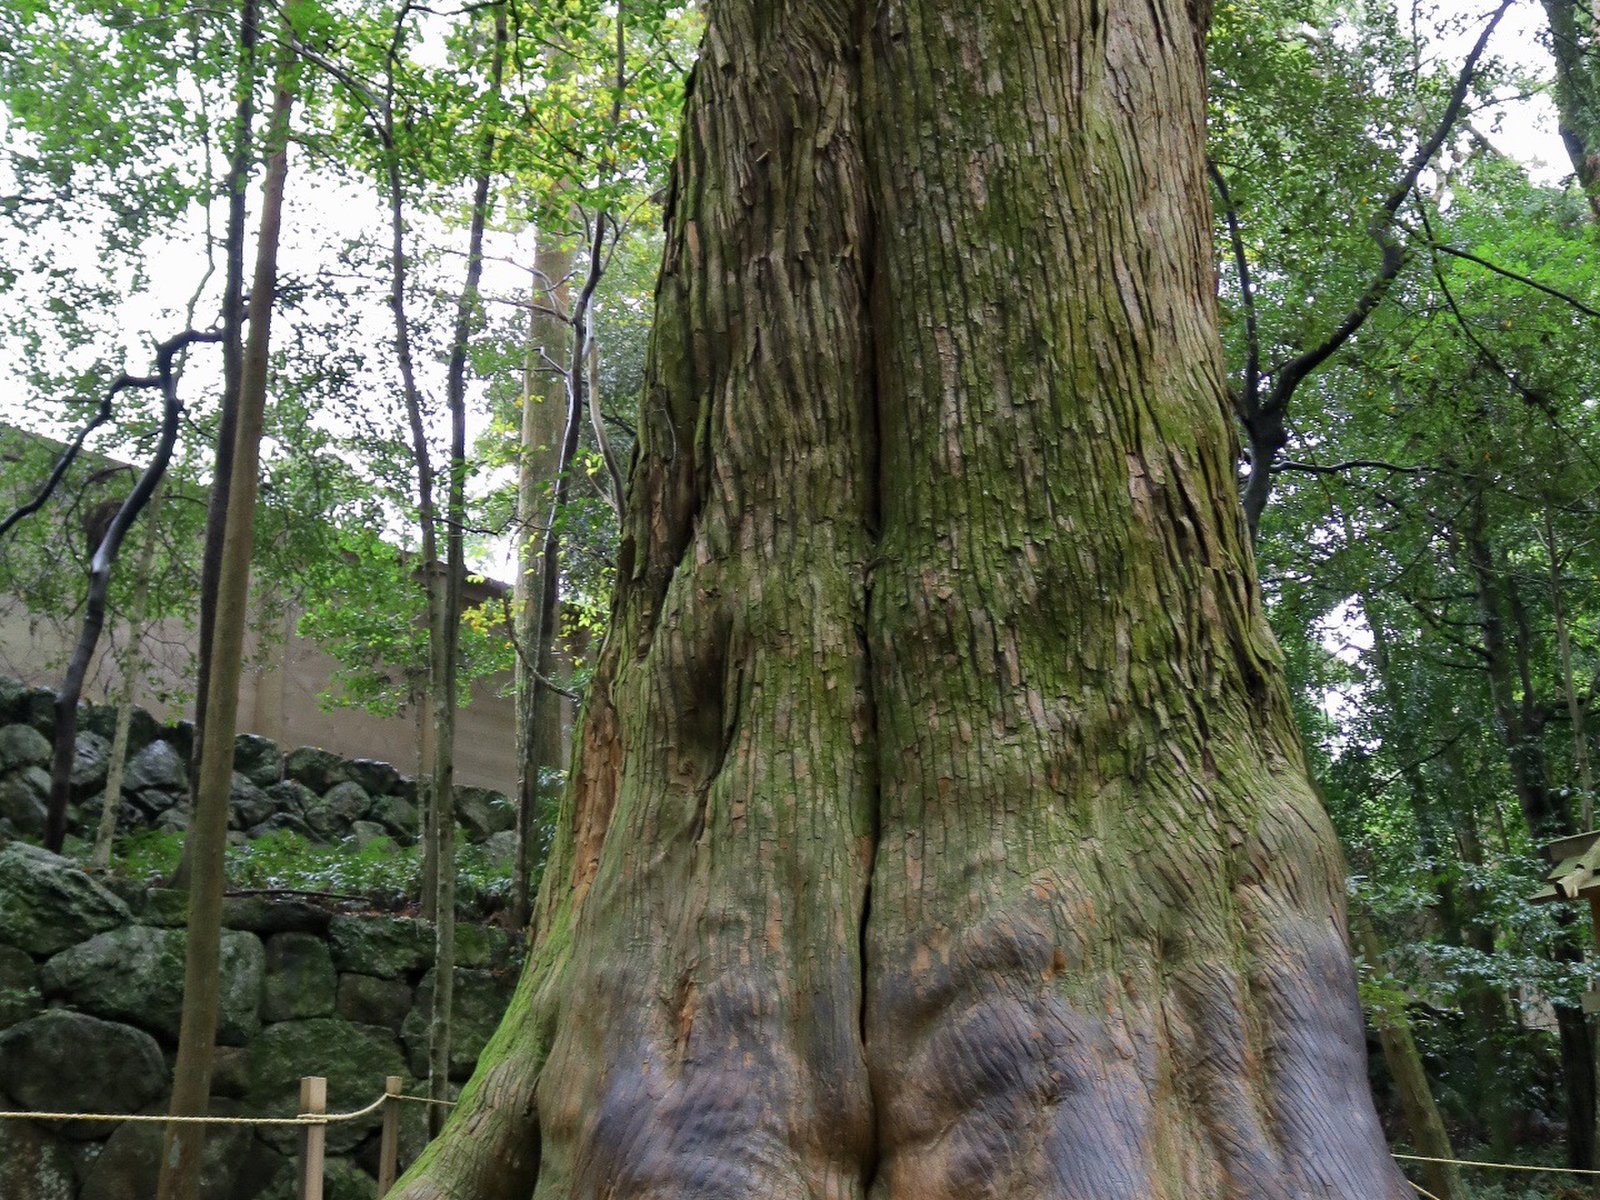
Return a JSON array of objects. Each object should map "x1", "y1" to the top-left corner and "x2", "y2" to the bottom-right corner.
[
  {"x1": 0, "y1": 765, "x2": 50, "y2": 838},
  {"x1": 0, "y1": 722, "x2": 51, "y2": 772},
  {"x1": 262, "y1": 932, "x2": 336, "y2": 1022},
  {"x1": 263, "y1": 778, "x2": 318, "y2": 817},
  {"x1": 79, "y1": 1101, "x2": 283, "y2": 1200},
  {"x1": 229, "y1": 772, "x2": 274, "y2": 830},
  {"x1": 248, "y1": 810, "x2": 316, "y2": 842},
  {"x1": 0, "y1": 1116, "x2": 75, "y2": 1200},
  {"x1": 283, "y1": 746, "x2": 352, "y2": 794},
  {"x1": 70, "y1": 730, "x2": 112, "y2": 796},
  {"x1": 0, "y1": 843, "x2": 130, "y2": 955},
  {"x1": 80, "y1": 703, "x2": 159, "y2": 756},
  {"x1": 335, "y1": 973, "x2": 413, "y2": 1034},
  {"x1": 454, "y1": 786, "x2": 513, "y2": 841},
  {"x1": 233, "y1": 733, "x2": 283, "y2": 787},
  {"x1": 122, "y1": 739, "x2": 187, "y2": 794},
  {"x1": 346, "y1": 758, "x2": 402, "y2": 797},
  {"x1": 19, "y1": 687, "x2": 56, "y2": 735},
  {"x1": 482, "y1": 829, "x2": 518, "y2": 866},
  {"x1": 350, "y1": 820, "x2": 392, "y2": 851},
  {"x1": 41, "y1": 925, "x2": 265, "y2": 1043},
  {"x1": 402, "y1": 967, "x2": 515, "y2": 1080},
  {"x1": 221, "y1": 895, "x2": 331, "y2": 936},
  {"x1": 0, "y1": 1011, "x2": 168, "y2": 1135},
  {"x1": 328, "y1": 915, "x2": 432, "y2": 980},
  {"x1": 323, "y1": 780, "x2": 373, "y2": 825},
  {"x1": 368, "y1": 792, "x2": 419, "y2": 842},
  {"x1": 247, "y1": 1018, "x2": 405, "y2": 1152}
]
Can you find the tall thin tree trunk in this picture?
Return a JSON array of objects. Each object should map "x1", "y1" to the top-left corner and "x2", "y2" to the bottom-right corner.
[
  {"x1": 189, "y1": 0, "x2": 257, "y2": 802},
  {"x1": 393, "y1": 0, "x2": 1410, "y2": 1193},
  {"x1": 90, "y1": 484, "x2": 165, "y2": 869},
  {"x1": 156, "y1": 61, "x2": 294, "y2": 1200},
  {"x1": 427, "y1": 0, "x2": 508, "y2": 1130},
  {"x1": 513, "y1": 246, "x2": 572, "y2": 929}
]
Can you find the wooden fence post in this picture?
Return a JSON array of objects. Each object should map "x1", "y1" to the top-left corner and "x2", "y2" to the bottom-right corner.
[
  {"x1": 297, "y1": 1075, "x2": 327, "y2": 1200},
  {"x1": 376, "y1": 1075, "x2": 403, "y2": 1196}
]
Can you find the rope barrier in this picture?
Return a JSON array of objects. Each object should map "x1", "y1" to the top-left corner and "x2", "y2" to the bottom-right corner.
[
  {"x1": 1394, "y1": 1151, "x2": 1600, "y2": 1177},
  {"x1": 0, "y1": 1092, "x2": 390, "y2": 1127},
  {"x1": 395, "y1": 1093, "x2": 457, "y2": 1108},
  {"x1": 1403, "y1": 1180, "x2": 1444, "y2": 1200}
]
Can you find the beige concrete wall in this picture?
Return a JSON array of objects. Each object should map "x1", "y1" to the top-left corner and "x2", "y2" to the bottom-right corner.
[{"x1": 0, "y1": 590, "x2": 536, "y2": 795}]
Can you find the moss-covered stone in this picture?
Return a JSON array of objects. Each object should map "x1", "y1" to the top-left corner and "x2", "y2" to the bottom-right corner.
[
  {"x1": 0, "y1": 1113, "x2": 75, "y2": 1200},
  {"x1": 78, "y1": 1101, "x2": 283, "y2": 1200},
  {"x1": 328, "y1": 914, "x2": 432, "y2": 980},
  {"x1": 0, "y1": 723, "x2": 51, "y2": 771},
  {"x1": 263, "y1": 932, "x2": 336, "y2": 1021},
  {"x1": 221, "y1": 894, "x2": 332, "y2": 936},
  {"x1": 401, "y1": 967, "x2": 516, "y2": 1080},
  {"x1": 233, "y1": 732, "x2": 284, "y2": 787},
  {"x1": 246, "y1": 1018, "x2": 405, "y2": 1153},
  {"x1": 283, "y1": 746, "x2": 352, "y2": 794},
  {"x1": 0, "y1": 765, "x2": 49, "y2": 839},
  {"x1": 454, "y1": 922, "x2": 515, "y2": 969},
  {"x1": 0, "y1": 843, "x2": 130, "y2": 956},
  {"x1": 40, "y1": 925, "x2": 265, "y2": 1043},
  {"x1": 0, "y1": 1011, "x2": 168, "y2": 1133},
  {"x1": 335, "y1": 972, "x2": 413, "y2": 1034}
]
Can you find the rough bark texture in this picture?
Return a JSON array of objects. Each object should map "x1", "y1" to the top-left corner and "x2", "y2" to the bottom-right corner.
[{"x1": 392, "y1": 0, "x2": 1406, "y2": 1195}]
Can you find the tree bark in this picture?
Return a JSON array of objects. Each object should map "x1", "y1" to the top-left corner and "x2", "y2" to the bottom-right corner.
[
  {"x1": 189, "y1": 0, "x2": 257, "y2": 809},
  {"x1": 393, "y1": 0, "x2": 1408, "y2": 1195},
  {"x1": 155, "y1": 61, "x2": 293, "y2": 1200},
  {"x1": 513, "y1": 242, "x2": 573, "y2": 929}
]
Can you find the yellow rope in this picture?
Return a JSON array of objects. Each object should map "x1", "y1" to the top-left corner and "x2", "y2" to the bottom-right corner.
[
  {"x1": 1404, "y1": 1180, "x2": 1444, "y2": 1200},
  {"x1": 394, "y1": 1093, "x2": 457, "y2": 1108},
  {"x1": 0, "y1": 1092, "x2": 390, "y2": 1127},
  {"x1": 1394, "y1": 1151, "x2": 1600, "y2": 1177}
]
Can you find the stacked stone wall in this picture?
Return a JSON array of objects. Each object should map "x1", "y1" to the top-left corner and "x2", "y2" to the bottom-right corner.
[{"x1": 0, "y1": 843, "x2": 522, "y2": 1199}]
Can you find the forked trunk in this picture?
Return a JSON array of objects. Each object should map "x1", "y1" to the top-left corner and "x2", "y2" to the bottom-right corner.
[{"x1": 394, "y1": 0, "x2": 1407, "y2": 1195}]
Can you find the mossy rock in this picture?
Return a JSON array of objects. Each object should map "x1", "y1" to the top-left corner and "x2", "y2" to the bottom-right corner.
[
  {"x1": 283, "y1": 746, "x2": 353, "y2": 794},
  {"x1": 233, "y1": 733, "x2": 284, "y2": 788},
  {"x1": 0, "y1": 843, "x2": 130, "y2": 956},
  {"x1": 401, "y1": 967, "x2": 516, "y2": 1080},
  {"x1": 0, "y1": 1113, "x2": 75, "y2": 1200},
  {"x1": 41, "y1": 925, "x2": 265, "y2": 1043},
  {"x1": 78, "y1": 1100, "x2": 285, "y2": 1200},
  {"x1": 335, "y1": 973, "x2": 413, "y2": 1034},
  {"x1": 0, "y1": 723, "x2": 51, "y2": 772},
  {"x1": 328, "y1": 915, "x2": 432, "y2": 980},
  {"x1": 263, "y1": 932, "x2": 336, "y2": 1022},
  {"x1": 0, "y1": 1011, "x2": 168, "y2": 1135},
  {"x1": 246, "y1": 1018, "x2": 405, "y2": 1153}
]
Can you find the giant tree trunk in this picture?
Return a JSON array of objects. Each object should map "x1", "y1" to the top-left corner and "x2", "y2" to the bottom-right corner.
[{"x1": 393, "y1": 0, "x2": 1408, "y2": 1195}]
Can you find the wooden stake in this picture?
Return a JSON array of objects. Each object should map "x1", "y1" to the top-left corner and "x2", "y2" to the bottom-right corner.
[
  {"x1": 297, "y1": 1076, "x2": 326, "y2": 1200},
  {"x1": 376, "y1": 1075, "x2": 403, "y2": 1196}
]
